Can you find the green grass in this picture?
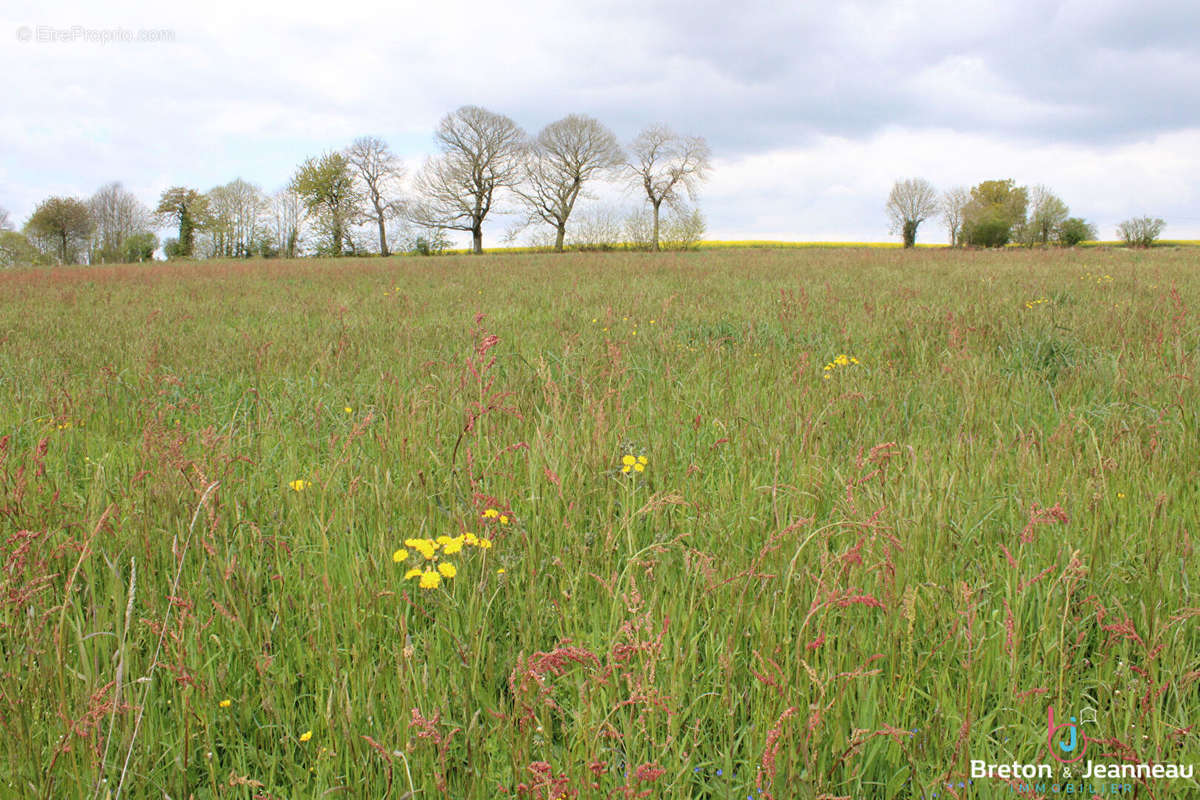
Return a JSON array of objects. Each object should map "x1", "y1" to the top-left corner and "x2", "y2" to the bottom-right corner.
[{"x1": 0, "y1": 247, "x2": 1197, "y2": 799}]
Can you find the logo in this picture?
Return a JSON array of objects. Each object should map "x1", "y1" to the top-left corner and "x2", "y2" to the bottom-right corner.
[{"x1": 1046, "y1": 706, "x2": 1088, "y2": 763}]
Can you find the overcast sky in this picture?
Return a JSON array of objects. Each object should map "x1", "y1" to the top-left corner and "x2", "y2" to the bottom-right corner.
[{"x1": 3, "y1": 0, "x2": 1198, "y2": 245}]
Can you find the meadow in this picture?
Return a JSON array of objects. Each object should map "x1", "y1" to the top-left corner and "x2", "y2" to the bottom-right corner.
[{"x1": 0, "y1": 247, "x2": 1196, "y2": 799}]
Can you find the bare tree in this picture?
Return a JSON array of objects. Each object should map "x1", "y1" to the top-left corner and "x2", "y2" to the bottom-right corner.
[
  {"x1": 1021, "y1": 185, "x2": 1069, "y2": 246},
  {"x1": 627, "y1": 124, "x2": 711, "y2": 251},
  {"x1": 88, "y1": 182, "x2": 152, "y2": 263},
  {"x1": 0, "y1": 206, "x2": 11, "y2": 231},
  {"x1": 204, "y1": 179, "x2": 265, "y2": 257},
  {"x1": 514, "y1": 114, "x2": 623, "y2": 252},
  {"x1": 269, "y1": 187, "x2": 306, "y2": 258},
  {"x1": 940, "y1": 187, "x2": 970, "y2": 247},
  {"x1": 346, "y1": 136, "x2": 405, "y2": 256},
  {"x1": 886, "y1": 178, "x2": 938, "y2": 248},
  {"x1": 408, "y1": 106, "x2": 527, "y2": 255}
]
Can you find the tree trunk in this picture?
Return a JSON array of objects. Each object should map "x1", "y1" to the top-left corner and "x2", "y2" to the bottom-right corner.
[
  {"x1": 472, "y1": 226, "x2": 483, "y2": 255},
  {"x1": 651, "y1": 201, "x2": 661, "y2": 252},
  {"x1": 903, "y1": 220, "x2": 918, "y2": 248},
  {"x1": 377, "y1": 216, "x2": 389, "y2": 257},
  {"x1": 555, "y1": 224, "x2": 566, "y2": 253}
]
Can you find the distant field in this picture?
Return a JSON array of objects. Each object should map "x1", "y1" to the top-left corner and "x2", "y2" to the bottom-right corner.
[{"x1": 1, "y1": 248, "x2": 1197, "y2": 799}]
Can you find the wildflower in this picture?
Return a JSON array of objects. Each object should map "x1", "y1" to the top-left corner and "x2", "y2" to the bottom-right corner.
[
  {"x1": 419, "y1": 570, "x2": 442, "y2": 589},
  {"x1": 392, "y1": 549, "x2": 408, "y2": 563},
  {"x1": 499, "y1": 514, "x2": 509, "y2": 525},
  {"x1": 344, "y1": 406, "x2": 353, "y2": 414},
  {"x1": 442, "y1": 536, "x2": 465, "y2": 555},
  {"x1": 288, "y1": 480, "x2": 311, "y2": 492},
  {"x1": 483, "y1": 508, "x2": 500, "y2": 519},
  {"x1": 219, "y1": 699, "x2": 232, "y2": 708},
  {"x1": 299, "y1": 730, "x2": 313, "y2": 743},
  {"x1": 497, "y1": 568, "x2": 506, "y2": 574},
  {"x1": 464, "y1": 532, "x2": 479, "y2": 546},
  {"x1": 622, "y1": 455, "x2": 636, "y2": 466},
  {"x1": 404, "y1": 568, "x2": 422, "y2": 581},
  {"x1": 438, "y1": 562, "x2": 457, "y2": 578},
  {"x1": 476, "y1": 538, "x2": 493, "y2": 550}
]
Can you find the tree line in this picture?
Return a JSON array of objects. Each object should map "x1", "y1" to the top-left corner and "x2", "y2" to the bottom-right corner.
[
  {"x1": 0, "y1": 106, "x2": 712, "y2": 267},
  {"x1": 886, "y1": 177, "x2": 1167, "y2": 248}
]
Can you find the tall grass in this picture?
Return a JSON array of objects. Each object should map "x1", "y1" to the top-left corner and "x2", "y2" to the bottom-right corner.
[{"x1": 0, "y1": 247, "x2": 1196, "y2": 799}]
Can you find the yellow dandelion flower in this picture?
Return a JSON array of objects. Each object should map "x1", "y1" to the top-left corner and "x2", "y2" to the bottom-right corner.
[
  {"x1": 497, "y1": 568, "x2": 506, "y2": 574},
  {"x1": 299, "y1": 730, "x2": 313, "y2": 743},
  {"x1": 288, "y1": 480, "x2": 311, "y2": 492},
  {"x1": 637, "y1": 456, "x2": 648, "y2": 465},
  {"x1": 850, "y1": 357, "x2": 860, "y2": 365},
  {"x1": 622, "y1": 465, "x2": 632, "y2": 473},
  {"x1": 392, "y1": 549, "x2": 408, "y2": 563},
  {"x1": 404, "y1": 568, "x2": 422, "y2": 580},
  {"x1": 419, "y1": 570, "x2": 442, "y2": 589},
  {"x1": 436, "y1": 535, "x2": 454, "y2": 545},
  {"x1": 483, "y1": 508, "x2": 499, "y2": 519},
  {"x1": 499, "y1": 515, "x2": 509, "y2": 525},
  {"x1": 438, "y1": 562, "x2": 457, "y2": 578},
  {"x1": 476, "y1": 538, "x2": 493, "y2": 549},
  {"x1": 634, "y1": 463, "x2": 645, "y2": 472},
  {"x1": 344, "y1": 406, "x2": 353, "y2": 414},
  {"x1": 464, "y1": 532, "x2": 479, "y2": 545},
  {"x1": 442, "y1": 536, "x2": 465, "y2": 555},
  {"x1": 219, "y1": 699, "x2": 232, "y2": 708},
  {"x1": 404, "y1": 538, "x2": 420, "y2": 548},
  {"x1": 622, "y1": 455, "x2": 636, "y2": 466}
]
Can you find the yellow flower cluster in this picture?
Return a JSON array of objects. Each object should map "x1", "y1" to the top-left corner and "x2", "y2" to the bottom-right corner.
[
  {"x1": 288, "y1": 479, "x2": 312, "y2": 492},
  {"x1": 1024, "y1": 298, "x2": 1050, "y2": 310},
  {"x1": 823, "y1": 354, "x2": 860, "y2": 379},
  {"x1": 482, "y1": 508, "x2": 510, "y2": 525},
  {"x1": 621, "y1": 454, "x2": 648, "y2": 474},
  {"x1": 395, "y1": 533, "x2": 493, "y2": 590},
  {"x1": 1081, "y1": 272, "x2": 1114, "y2": 284}
]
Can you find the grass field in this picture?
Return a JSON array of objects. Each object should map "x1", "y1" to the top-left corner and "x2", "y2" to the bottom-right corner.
[{"x1": 1, "y1": 247, "x2": 1197, "y2": 799}]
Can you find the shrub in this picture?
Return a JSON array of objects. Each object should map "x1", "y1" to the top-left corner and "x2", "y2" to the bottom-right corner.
[
  {"x1": 1116, "y1": 216, "x2": 1165, "y2": 248},
  {"x1": 1057, "y1": 218, "x2": 1097, "y2": 247}
]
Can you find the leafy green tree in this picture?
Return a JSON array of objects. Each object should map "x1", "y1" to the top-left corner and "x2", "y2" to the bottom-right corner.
[
  {"x1": 962, "y1": 179, "x2": 1028, "y2": 247},
  {"x1": 24, "y1": 196, "x2": 94, "y2": 264},
  {"x1": 1057, "y1": 217, "x2": 1096, "y2": 247},
  {"x1": 122, "y1": 232, "x2": 158, "y2": 262},
  {"x1": 155, "y1": 187, "x2": 208, "y2": 258},
  {"x1": 1117, "y1": 216, "x2": 1165, "y2": 248},
  {"x1": 0, "y1": 231, "x2": 46, "y2": 268},
  {"x1": 290, "y1": 152, "x2": 361, "y2": 256}
]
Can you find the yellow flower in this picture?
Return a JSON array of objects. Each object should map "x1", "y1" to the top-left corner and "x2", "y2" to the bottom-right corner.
[
  {"x1": 637, "y1": 456, "x2": 648, "y2": 466},
  {"x1": 499, "y1": 515, "x2": 509, "y2": 525},
  {"x1": 435, "y1": 535, "x2": 454, "y2": 545},
  {"x1": 288, "y1": 480, "x2": 311, "y2": 492},
  {"x1": 219, "y1": 699, "x2": 232, "y2": 708},
  {"x1": 404, "y1": 568, "x2": 422, "y2": 580},
  {"x1": 392, "y1": 549, "x2": 408, "y2": 563},
  {"x1": 483, "y1": 508, "x2": 500, "y2": 519},
  {"x1": 622, "y1": 455, "x2": 636, "y2": 466},
  {"x1": 634, "y1": 463, "x2": 645, "y2": 472},
  {"x1": 299, "y1": 730, "x2": 313, "y2": 743},
  {"x1": 419, "y1": 570, "x2": 442, "y2": 589},
  {"x1": 621, "y1": 465, "x2": 632, "y2": 474},
  {"x1": 344, "y1": 406, "x2": 353, "y2": 414},
  {"x1": 438, "y1": 562, "x2": 457, "y2": 578},
  {"x1": 497, "y1": 568, "x2": 506, "y2": 575},
  {"x1": 476, "y1": 538, "x2": 493, "y2": 550},
  {"x1": 464, "y1": 532, "x2": 479, "y2": 546},
  {"x1": 442, "y1": 536, "x2": 465, "y2": 555}
]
